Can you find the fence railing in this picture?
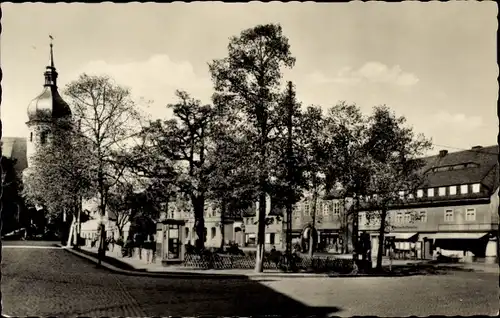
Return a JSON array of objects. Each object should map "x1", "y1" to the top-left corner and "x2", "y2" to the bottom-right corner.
[{"x1": 183, "y1": 252, "x2": 355, "y2": 273}]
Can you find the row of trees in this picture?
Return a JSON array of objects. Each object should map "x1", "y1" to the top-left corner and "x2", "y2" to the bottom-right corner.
[{"x1": 22, "y1": 23, "x2": 431, "y2": 272}]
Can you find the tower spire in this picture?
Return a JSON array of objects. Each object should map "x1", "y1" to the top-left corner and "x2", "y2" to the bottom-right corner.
[
  {"x1": 44, "y1": 35, "x2": 58, "y2": 87},
  {"x1": 49, "y1": 34, "x2": 55, "y2": 68}
]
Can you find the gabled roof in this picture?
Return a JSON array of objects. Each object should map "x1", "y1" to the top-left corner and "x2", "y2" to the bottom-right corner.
[
  {"x1": 1, "y1": 137, "x2": 28, "y2": 174},
  {"x1": 420, "y1": 145, "x2": 499, "y2": 191}
]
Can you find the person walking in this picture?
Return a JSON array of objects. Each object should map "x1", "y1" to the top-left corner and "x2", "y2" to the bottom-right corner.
[{"x1": 151, "y1": 233, "x2": 157, "y2": 264}]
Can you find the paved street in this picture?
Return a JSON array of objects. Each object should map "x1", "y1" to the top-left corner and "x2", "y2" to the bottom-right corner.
[
  {"x1": 2, "y1": 241, "x2": 335, "y2": 317},
  {"x1": 2, "y1": 241, "x2": 499, "y2": 317}
]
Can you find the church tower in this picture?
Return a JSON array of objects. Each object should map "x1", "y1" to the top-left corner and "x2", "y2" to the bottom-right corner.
[{"x1": 25, "y1": 38, "x2": 72, "y2": 170}]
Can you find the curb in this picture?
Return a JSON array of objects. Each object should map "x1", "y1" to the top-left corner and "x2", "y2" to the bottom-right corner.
[
  {"x1": 59, "y1": 245, "x2": 341, "y2": 279},
  {"x1": 60, "y1": 245, "x2": 247, "y2": 279}
]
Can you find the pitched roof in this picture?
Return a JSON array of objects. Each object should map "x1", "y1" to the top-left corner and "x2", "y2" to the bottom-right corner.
[
  {"x1": 420, "y1": 145, "x2": 499, "y2": 191},
  {"x1": 1, "y1": 137, "x2": 28, "y2": 174}
]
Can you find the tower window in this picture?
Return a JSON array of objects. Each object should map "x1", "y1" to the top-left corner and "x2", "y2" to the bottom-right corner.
[
  {"x1": 30, "y1": 132, "x2": 33, "y2": 142},
  {"x1": 40, "y1": 131, "x2": 48, "y2": 145}
]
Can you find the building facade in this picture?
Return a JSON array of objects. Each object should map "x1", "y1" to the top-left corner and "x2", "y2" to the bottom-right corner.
[{"x1": 358, "y1": 146, "x2": 499, "y2": 263}]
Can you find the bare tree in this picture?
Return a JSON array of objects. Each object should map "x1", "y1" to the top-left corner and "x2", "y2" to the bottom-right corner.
[{"x1": 64, "y1": 74, "x2": 143, "y2": 262}]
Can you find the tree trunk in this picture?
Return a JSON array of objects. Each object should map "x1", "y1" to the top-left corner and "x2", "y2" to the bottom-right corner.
[
  {"x1": 193, "y1": 197, "x2": 206, "y2": 251},
  {"x1": 308, "y1": 179, "x2": 318, "y2": 258},
  {"x1": 220, "y1": 200, "x2": 226, "y2": 250},
  {"x1": 376, "y1": 208, "x2": 388, "y2": 270},
  {"x1": 352, "y1": 197, "x2": 360, "y2": 262},
  {"x1": 255, "y1": 190, "x2": 267, "y2": 273},
  {"x1": 66, "y1": 216, "x2": 75, "y2": 248},
  {"x1": 255, "y1": 118, "x2": 268, "y2": 273}
]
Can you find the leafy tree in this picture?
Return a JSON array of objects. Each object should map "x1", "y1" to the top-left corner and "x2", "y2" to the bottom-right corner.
[
  {"x1": 64, "y1": 74, "x2": 143, "y2": 259},
  {"x1": 363, "y1": 105, "x2": 432, "y2": 270},
  {"x1": 138, "y1": 91, "x2": 214, "y2": 250},
  {"x1": 206, "y1": 115, "x2": 259, "y2": 249},
  {"x1": 297, "y1": 105, "x2": 328, "y2": 257},
  {"x1": 209, "y1": 24, "x2": 295, "y2": 272},
  {"x1": 322, "y1": 102, "x2": 371, "y2": 259},
  {"x1": 106, "y1": 181, "x2": 135, "y2": 240},
  {"x1": 22, "y1": 121, "x2": 95, "y2": 242}
]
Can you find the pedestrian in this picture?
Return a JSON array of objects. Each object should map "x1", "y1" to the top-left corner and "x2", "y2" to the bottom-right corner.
[
  {"x1": 151, "y1": 234, "x2": 157, "y2": 264},
  {"x1": 145, "y1": 234, "x2": 152, "y2": 264}
]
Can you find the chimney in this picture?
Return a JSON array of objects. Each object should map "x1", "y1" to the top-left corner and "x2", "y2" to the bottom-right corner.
[
  {"x1": 471, "y1": 145, "x2": 482, "y2": 150},
  {"x1": 439, "y1": 150, "x2": 448, "y2": 157}
]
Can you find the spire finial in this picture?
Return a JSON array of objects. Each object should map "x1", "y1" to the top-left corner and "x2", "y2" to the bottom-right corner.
[{"x1": 49, "y1": 34, "x2": 54, "y2": 68}]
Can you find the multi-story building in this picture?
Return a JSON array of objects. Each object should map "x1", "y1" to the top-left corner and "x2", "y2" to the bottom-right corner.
[
  {"x1": 242, "y1": 196, "x2": 283, "y2": 250},
  {"x1": 359, "y1": 146, "x2": 499, "y2": 263},
  {"x1": 287, "y1": 191, "x2": 354, "y2": 253}
]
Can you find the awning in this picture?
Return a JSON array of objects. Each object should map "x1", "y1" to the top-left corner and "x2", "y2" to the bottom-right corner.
[
  {"x1": 385, "y1": 232, "x2": 418, "y2": 240},
  {"x1": 248, "y1": 234, "x2": 256, "y2": 239},
  {"x1": 422, "y1": 232, "x2": 488, "y2": 240}
]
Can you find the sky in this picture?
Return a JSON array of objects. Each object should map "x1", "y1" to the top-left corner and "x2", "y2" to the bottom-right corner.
[{"x1": 1, "y1": 2, "x2": 498, "y2": 156}]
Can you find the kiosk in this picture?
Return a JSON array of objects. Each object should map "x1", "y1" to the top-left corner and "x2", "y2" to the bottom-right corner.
[{"x1": 157, "y1": 219, "x2": 186, "y2": 265}]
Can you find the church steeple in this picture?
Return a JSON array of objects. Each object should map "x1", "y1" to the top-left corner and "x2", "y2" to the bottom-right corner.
[
  {"x1": 44, "y1": 35, "x2": 58, "y2": 87},
  {"x1": 27, "y1": 35, "x2": 71, "y2": 122}
]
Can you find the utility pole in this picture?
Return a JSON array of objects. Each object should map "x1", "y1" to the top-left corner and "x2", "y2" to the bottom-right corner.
[{"x1": 285, "y1": 81, "x2": 294, "y2": 256}]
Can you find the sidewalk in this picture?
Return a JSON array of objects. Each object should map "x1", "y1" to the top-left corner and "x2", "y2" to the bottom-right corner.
[
  {"x1": 65, "y1": 245, "x2": 498, "y2": 278},
  {"x1": 65, "y1": 245, "x2": 335, "y2": 278}
]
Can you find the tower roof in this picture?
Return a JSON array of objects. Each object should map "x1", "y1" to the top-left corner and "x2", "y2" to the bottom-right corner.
[{"x1": 27, "y1": 36, "x2": 72, "y2": 122}]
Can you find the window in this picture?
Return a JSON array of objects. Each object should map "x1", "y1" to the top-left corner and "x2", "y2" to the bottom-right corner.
[
  {"x1": 185, "y1": 228, "x2": 190, "y2": 241},
  {"x1": 417, "y1": 189, "x2": 424, "y2": 198},
  {"x1": 333, "y1": 202, "x2": 340, "y2": 215},
  {"x1": 30, "y1": 132, "x2": 33, "y2": 142},
  {"x1": 460, "y1": 185, "x2": 468, "y2": 194},
  {"x1": 472, "y1": 184, "x2": 480, "y2": 193},
  {"x1": 408, "y1": 193, "x2": 414, "y2": 199},
  {"x1": 449, "y1": 186, "x2": 457, "y2": 195},
  {"x1": 211, "y1": 227, "x2": 216, "y2": 239},
  {"x1": 396, "y1": 212, "x2": 403, "y2": 223},
  {"x1": 398, "y1": 191, "x2": 405, "y2": 199},
  {"x1": 444, "y1": 209, "x2": 454, "y2": 222},
  {"x1": 419, "y1": 211, "x2": 427, "y2": 223},
  {"x1": 404, "y1": 212, "x2": 411, "y2": 223},
  {"x1": 438, "y1": 187, "x2": 446, "y2": 196},
  {"x1": 250, "y1": 217, "x2": 255, "y2": 224},
  {"x1": 265, "y1": 233, "x2": 274, "y2": 244},
  {"x1": 322, "y1": 202, "x2": 329, "y2": 216},
  {"x1": 427, "y1": 188, "x2": 435, "y2": 197},
  {"x1": 465, "y1": 208, "x2": 476, "y2": 221},
  {"x1": 40, "y1": 131, "x2": 48, "y2": 145},
  {"x1": 304, "y1": 202, "x2": 310, "y2": 216},
  {"x1": 359, "y1": 212, "x2": 367, "y2": 225}
]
